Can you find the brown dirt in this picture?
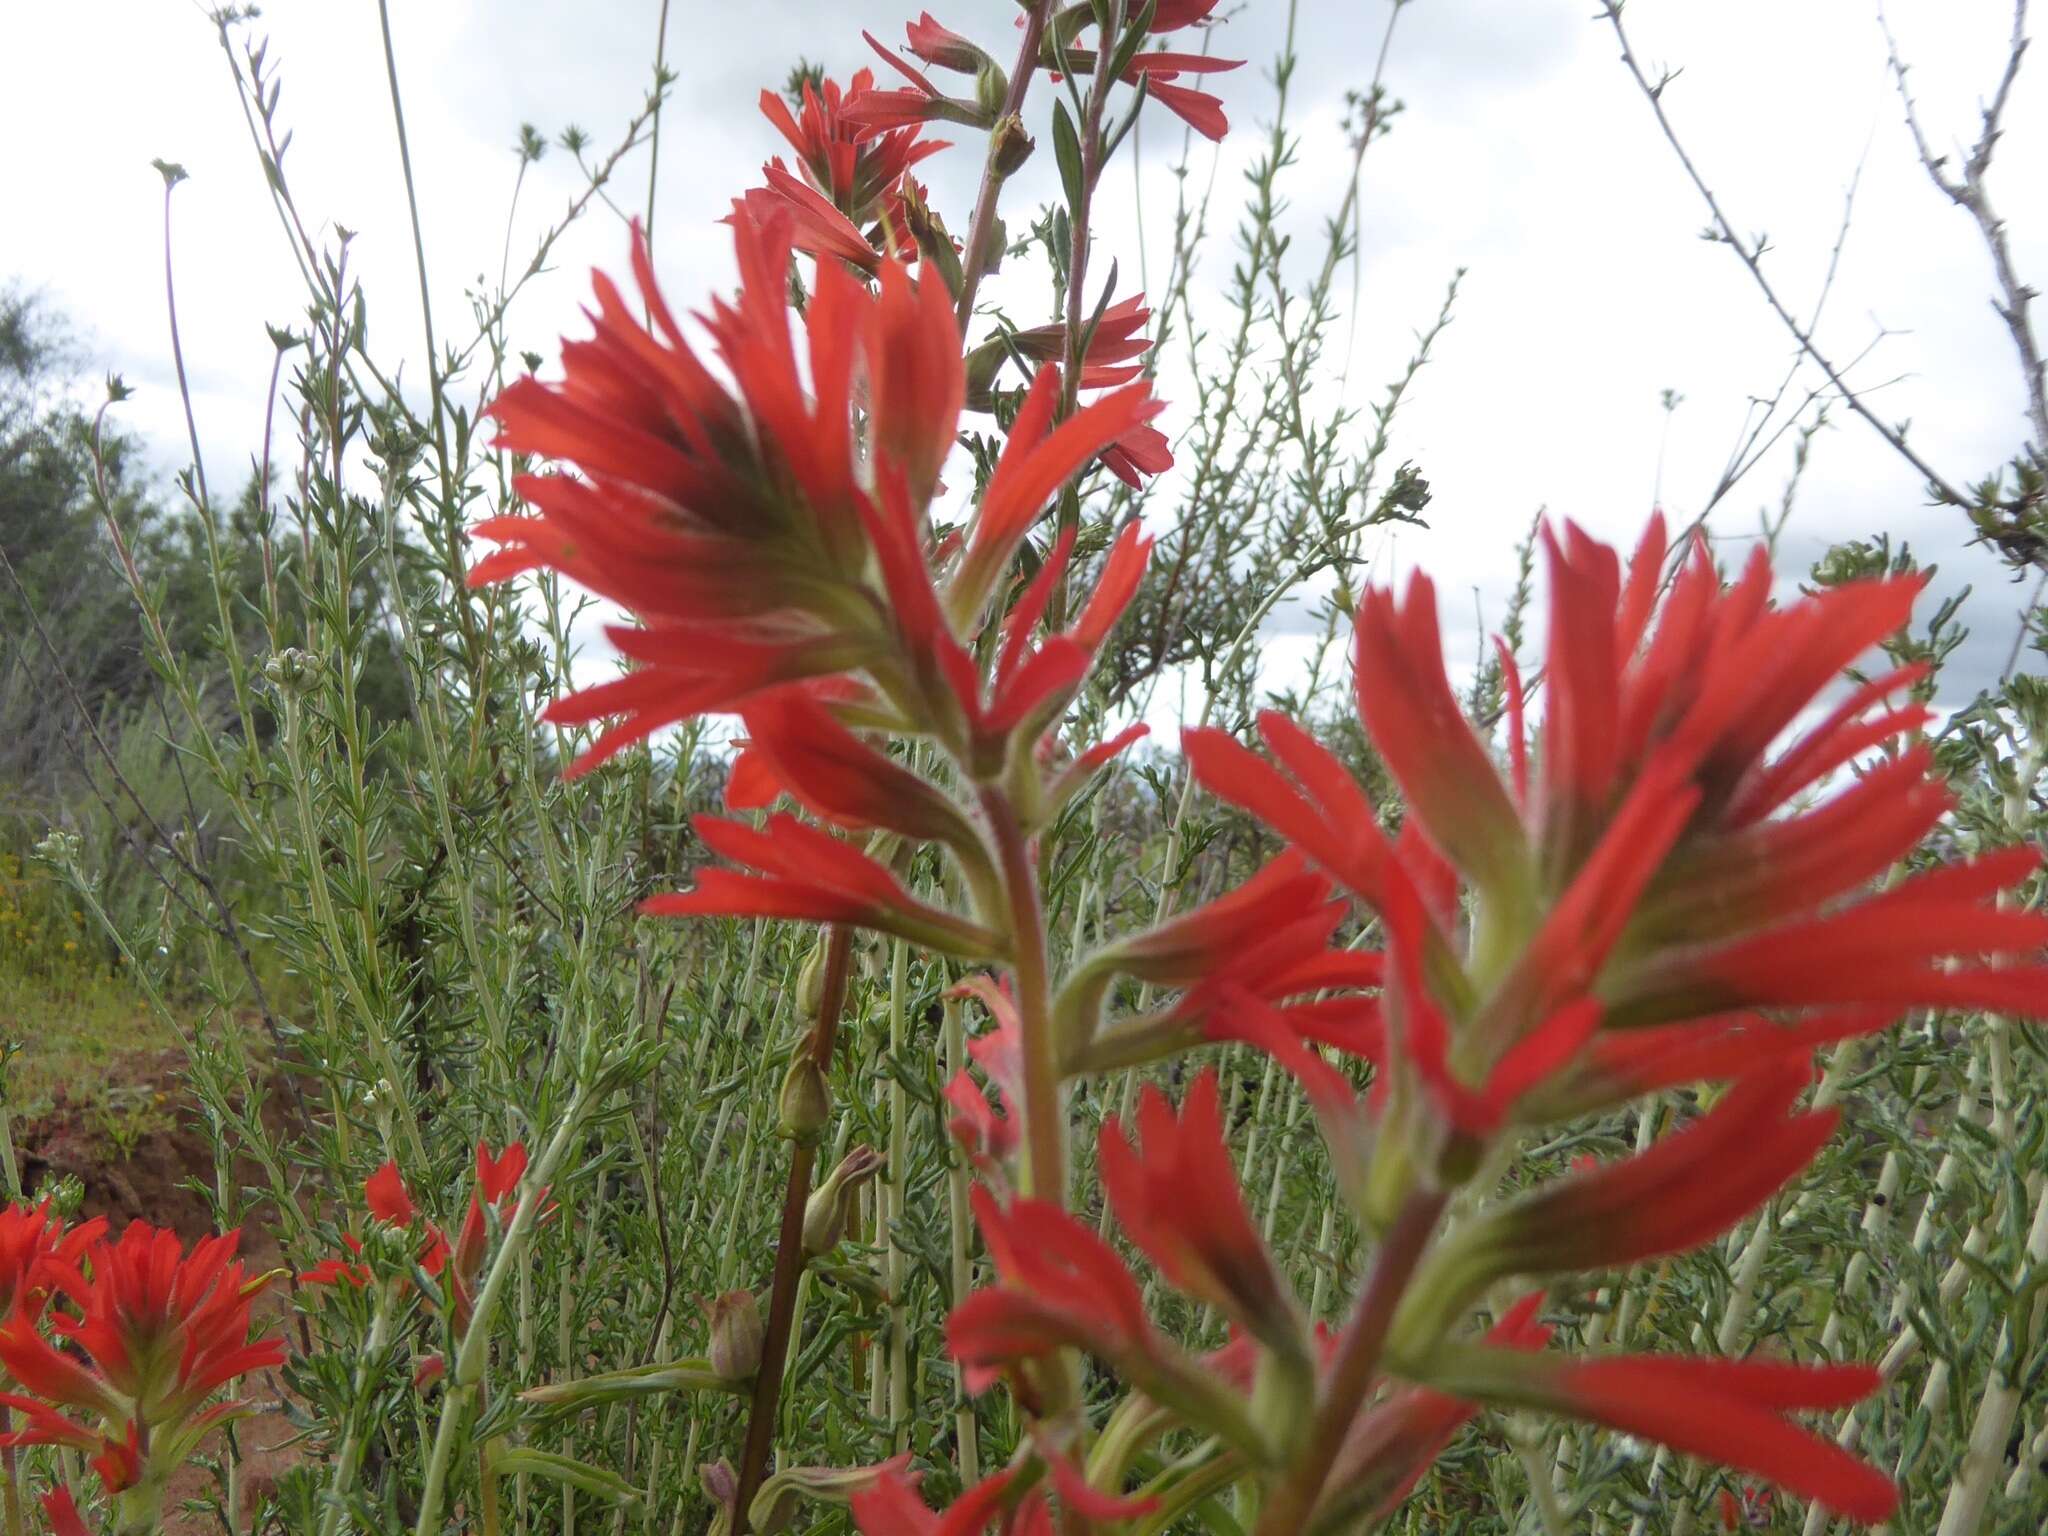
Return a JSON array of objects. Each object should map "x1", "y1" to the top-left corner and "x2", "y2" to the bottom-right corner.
[{"x1": 16, "y1": 1046, "x2": 304, "y2": 1534}]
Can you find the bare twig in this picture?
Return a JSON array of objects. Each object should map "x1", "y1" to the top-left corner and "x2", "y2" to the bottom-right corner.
[
  {"x1": 1598, "y1": 1, "x2": 1976, "y2": 511},
  {"x1": 1879, "y1": 0, "x2": 2047, "y2": 461}
]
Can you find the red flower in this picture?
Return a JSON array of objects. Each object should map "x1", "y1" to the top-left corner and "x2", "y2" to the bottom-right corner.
[
  {"x1": 301, "y1": 1234, "x2": 371, "y2": 1289},
  {"x1": 647, "y1": 813, "x2": 1004, "y2": 957},
  {"x1": 758, "y1": 70, "x2": 945, "y2": 230},
  {"x1": 0, "y1": 1222, "x2": 284, "y2": 1505},
  {"x1": 0, "y1": 1202, "x2": 102, "y2": 1323},
  {"x1": 365, "y1": 1160, "x2": 415, "y2": 1227},
  {"x1": 478, "y1": 215, "x2": 1161, "y2": 797},
  {"x1": 39, "y1": 1488, "x2": 91, "y2": 1536},
  {"x1": 477, "y1": 215, "x2": 957, "y2": 770},
  {"x1": 1190, "y1": 516, "x2": 2048, "y2": 1142},
  {"x1": 1098, "y1": 1070, "x2": 1304, "y2": 1358},
  {"x1": 1415, "y1": 1347, "x2": 1894, "y2": 1521}
]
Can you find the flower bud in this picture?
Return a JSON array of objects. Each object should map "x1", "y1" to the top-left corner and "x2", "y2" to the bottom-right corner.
[
  {"x1": 777, "y1": 1056, "x2": 832, "y2": 1142},
  {"x1": 990, "y1": 114, "x2": 1034, "y2": 179},
  {"x1": 974, "y1": 59, "x2": 1011, "y2": 117},
  {"x1": 802, "y1": 1146, "x2": 884, "y2": 1257},
  {"x1": 796, "y1": 942, "x2": 827, "y2": 1017},
  {"x1": 30, "y1": 830, "x2": 81, "y2": 870},
  {"x1": 262, "y1": 646, "x2": 321, "y2": 692},
  {"x1": 698, "y1": 1459, "x2": 738, "y2": 1514},
  {"x1": 702, "y1": 1290, "x2": 764, "y2": 1382}
]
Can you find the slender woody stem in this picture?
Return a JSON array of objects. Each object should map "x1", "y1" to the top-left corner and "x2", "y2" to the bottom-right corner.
[
  {"x1": 954, "y1": 0, "x2": 1056, "y2": 330},
  {"x1": 1254, "y1": 1191, "x2": 1446, "y2": 1536},
  {"x1": 729, "y1": 924, "x2": 855, "y2": 1535}
]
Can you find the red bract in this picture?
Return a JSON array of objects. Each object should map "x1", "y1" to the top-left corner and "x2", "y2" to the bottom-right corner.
[
  {"x1": 737, "y1": 170, "x2": 902, "y2": 273},
  {"x1": 945, "y1": 977, "x2": 1026, "y2": 1179},
  {"x1": 454, "y1": 1140, "x2": 528, "y2": 1286},
  {"x1": 0, "y1": 1202, "x2": 102, "y2": 1323},
  {"x1": 1415, "y1": 1348, "x2": 1896, "y2": 1521},
  {"x1": 647, "y1": 813, "x2": 1004, "y2": 958},
  {"x1": 732, "y1": 688, "x2": 981, "y2": 849},
  {"x1": 902, "y1": 12, "x2": 991, "y2": 75},
  {"x1": 1150, "y1": 0, "x2": 1226, "y2": 29},
  {"x1": 951, "y1": 366, "x2": 1163, "y2": 619},
  {"x1": 0, "y1": 1222, "x2": 284, "y2": 1506},
  {"x1": 853, "y1": 1464, "x2": 1036, "y2": 1536},
  {"x1": 1396, "y1": 1058, "x2": 1840, "y2": 1344},
  {"x1": 1098, "y1": 1071, "x2": 1304, "y2": 1358},
  {"x1": 758, "y1": 70, "x2": 945, "y2": 231},
  {"x1": 300, "y1": 1234, "x2": 371, "y2": 1289},
  {"x1": 947, "y1": 1187, "x2": 1260, "y2": 1448},
  {"x1": 1007, "y1": 294, "x2": 1154, "y2": 388},
  {"x1": 1315, "y1": 1296, "x2": 1553, "y2": 1528},
  {"x1": 365, "y1": 1160, "x2": 415, "y2": 1227},
  {"x1": 1059, "y1": 850, "x2": 1383, "y2": 1085},
  {"x1": 40, "y1": 1488, "x2": 90, "y2": 1536},
  {"x1": 1190, "y1": 515, "x2": 2048, "y2": 1150},
  {"x1": 1098, "y1": 419, "x2": 1174, "y2": 488}
]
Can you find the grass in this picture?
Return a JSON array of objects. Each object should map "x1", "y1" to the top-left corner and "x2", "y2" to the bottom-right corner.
[{"x1": 0, "y1": 962, "x2": 180, "y2": 1128}]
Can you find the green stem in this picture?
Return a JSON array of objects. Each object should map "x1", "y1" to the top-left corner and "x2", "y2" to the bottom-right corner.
[
  {"x1": 2, "y1": 1429, "x2": 24, "y2": 1536},
  {"x1": 1253, "y1": 1192, "x2": 1445, "y2": 1536},
  {"x1": 317, "y1": 1284, "x2": 396, "y2": 1536},
  {"x1": 413, "y1": 1077, "x2": 598, "y2": 1536},
  {"x1": 980, "y1": 790, "x2": 1065, "y2": 1206}
]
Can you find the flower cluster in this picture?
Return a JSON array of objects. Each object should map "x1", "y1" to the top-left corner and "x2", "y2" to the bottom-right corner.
[
  {"x1": 302, "y1": 1140, "x2": 532, "y2": 1377},
  {"x1": 0, "y1": 1205, "x2": 283, "y2": 1532},
  {"x1": 464, "y1": 0, "x2": 2048, "y2": 1529},
  {"x1": 913, "y1": 516, "x2": 2046, "y2": 1530}
]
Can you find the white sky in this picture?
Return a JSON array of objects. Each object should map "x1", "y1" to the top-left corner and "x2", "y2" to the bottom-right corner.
[{"x1": 7, "y1": 0, "x2": 2045, "y2": 702}]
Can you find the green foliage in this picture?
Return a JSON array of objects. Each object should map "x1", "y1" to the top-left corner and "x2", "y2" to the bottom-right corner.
[{"x1": 4, "y1": 9, "x2": 2047, "y2": 1536}]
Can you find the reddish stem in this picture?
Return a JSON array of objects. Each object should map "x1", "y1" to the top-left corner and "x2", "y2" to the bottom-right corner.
[
  {"x1": 729, "y1": 923, "x2": 855, "y2": 1535},
  {"x1": 953, "y1": 1, "x2": 1058, "y2": 331},
  {"x1": 1253, "y1": 1191, "x2": 1447, "y2": 1535}
]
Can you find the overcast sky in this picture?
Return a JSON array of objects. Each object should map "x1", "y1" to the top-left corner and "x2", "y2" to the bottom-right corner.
[{"x1": 8, "y1": 0, "x2": 2045, "y2": 705}]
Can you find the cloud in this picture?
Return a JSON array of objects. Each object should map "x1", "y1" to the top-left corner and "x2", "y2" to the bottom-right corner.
[{"x1": 6, "y1": 0, "x2": 2041, "y2": 705}]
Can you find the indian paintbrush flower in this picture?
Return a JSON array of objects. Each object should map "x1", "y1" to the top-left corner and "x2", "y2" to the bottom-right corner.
[{"x1": 0, "y1": 1221, "x2": 285, "y2": 1525}]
